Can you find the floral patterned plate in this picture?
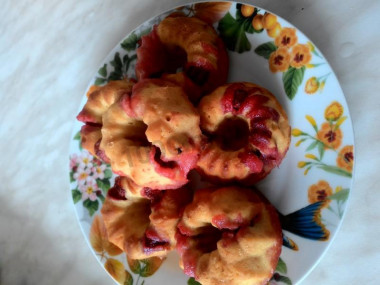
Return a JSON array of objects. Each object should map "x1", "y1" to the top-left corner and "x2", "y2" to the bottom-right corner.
[{"x1": 69, "y1": 2, "x2": 354, "y2": 285}]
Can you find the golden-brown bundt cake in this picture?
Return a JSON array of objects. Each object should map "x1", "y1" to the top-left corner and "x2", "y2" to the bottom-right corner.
[
  {"x1": 176, "y1": 186, "x2": 282, "y2": 285},
  {"x1": 101, "y1": 179, "x2": 192, "y2": 259},
  {"x1": 100, "y1": 78, "x2": 202, "y2": 190},
  {"x1": 197, "y1": 82, "x2": 291, "y2": 184},
  {"x1": 76, "y1": 79, "x2": 135, "y2": 159},
  {"x1": 135, "y1": 16, "x2": 229, "y2": 102}
]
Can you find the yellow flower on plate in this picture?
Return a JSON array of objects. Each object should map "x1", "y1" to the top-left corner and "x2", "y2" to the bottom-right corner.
[
  {"x1": 290, "y1": 44, "x2": 312, "y2": 68},
  {"x1": 308, "y1": 180, "x2": 333, "y2": 208},
  {"x1": 305, "y1": 115, "x2": 317, "y2": 128},
  {"x1": 335, "y1": 186, "x2": 343, "y2": 193},
  {"x1": 269, "y1": 47, "x2": 291, "y2": 72},
  {"x1": 335, "y1": 116, "x2": 347, "y2": 129},
  {"x1": 306, "y1": 63, "x2": 316, "y2": 68},
  {"x1": 307, "y1": 41, "x2": 316, "y2": 53},
  {"x1": 275, "y1": 27, "x2": 298, "y2": 48},
  {"x1": 295, "y1": 139, "x2": 304, "y2": 147},
  {"x1": 298, "y1": 161, "x2": 307, "y2": 168},
  {"x1": 305, "y1": 153, "x2": 318, "y2": 160},
  {"x1": 292, "y1": 128, "x2": 303, "y2": 136},
  {"x1": 325, "y1": 101, "x2": 344, "y2": 121},
  {"x1": 305, "y1": 77, "x2": 319, "y2": 94}
]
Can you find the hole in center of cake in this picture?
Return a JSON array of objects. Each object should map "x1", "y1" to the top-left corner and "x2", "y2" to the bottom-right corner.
[
  {"x1": 195, "y1": 226, "x2": 223, "y2": 254},
  {"x1": 185, "y1": 65, "x2": 210, "y2": 86},
  {"x1": 165, "y1": 45, "x2": 187, "y2": 73},
  {"x1": 214, "y1": 117, "x2": 250, "y2": 151},
  {"x1": 153, "y1": 147, "x2": 178, "y2": 169},
  {"x1": 126, "y1": 120, "x2": 150, "y2": 146},
  {"x1": 194, "y1": 226, "x2": 239, "y2": 254}
]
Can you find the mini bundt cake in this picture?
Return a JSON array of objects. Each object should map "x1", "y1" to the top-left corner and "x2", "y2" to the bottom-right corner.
[
  {"x1": 197, "y1": 82, "x2": 291, "y2": 184},
  {"x1": 176, "y1": 186, "x2": 282, "y2": 285},
  {"x1": 76, "y1": 79, "x2": 135, "y2": 159},
  {"x1": 135, "y1": 16, "x2": 229, "y2": 102},
  {"x1": 101, "y1": 179, "x2": 193, "y2": 259},
  {"x1": 100, "y1": 78, "x2": 202, "y2": 190}
]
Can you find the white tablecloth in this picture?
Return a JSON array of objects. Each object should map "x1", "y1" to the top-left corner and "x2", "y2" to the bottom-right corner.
[{"x1": 1, "y1": 0, "x2": 380, "y2": 284}]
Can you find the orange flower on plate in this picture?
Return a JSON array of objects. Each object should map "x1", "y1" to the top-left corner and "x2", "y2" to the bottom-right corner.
[
  {"x1": 337, "y1": 145, "x2": 354, "y2": 172},
  {"x1": 269, "y1": 47, "x2": 290, "y2": 72},
  {"x1": 290, "y1": 44, "x2": 312, "y2": 68},
  {"x1": 193, "y1": 2, "x2": 232, "y2": 24},
  {"x1": 305, "y1": 77, "x2": 319, "y2": 94},
  {"x1": 317, "y1": 122, "x2": 342, "y2": 150},
  {"x1": 325, "y1": 101, "x2": 344, "y2": 121},
  {"x1": 275, "y1": 27, "x2": 298, "y2": 48},
  {"x1": 308, "y1": 180, "x2": 333, "y2": 208}
]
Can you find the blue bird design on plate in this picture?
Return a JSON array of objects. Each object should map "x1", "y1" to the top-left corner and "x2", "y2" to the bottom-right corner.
[{"x1": 279, "y1": 201, "x2": 330, "y2": 250}]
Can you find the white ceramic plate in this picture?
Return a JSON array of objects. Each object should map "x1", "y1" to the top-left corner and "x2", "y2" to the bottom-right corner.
[{"x1": 69, "y1": 2, "x2": 354, "y2": 284}]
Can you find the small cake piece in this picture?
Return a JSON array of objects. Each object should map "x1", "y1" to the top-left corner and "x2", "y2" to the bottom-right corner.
[
  {"x1": 176, "y1": 186, "x2": 282, "y2": 285},
  {"x1": 197, "y1": 82, "x2": 291, "y2": 184},
  {"x1": 110, "y1": 176, "x2": 147, "y2": 200},
  {"x1": 76, "y1": 79, "x2": 135, "y2": 159},
  {"x1": 101, "y1": 178, "x2": 193, "y2": 260},
  {"x1": 79, "y1": 124, "x2": 103, "y2": 159},
  {"x1": 100, "y1": 78, "x2": 202, "y2": 190},
  {"x1": 135, "y1": 16, "x2": 229, "y2": 102}
]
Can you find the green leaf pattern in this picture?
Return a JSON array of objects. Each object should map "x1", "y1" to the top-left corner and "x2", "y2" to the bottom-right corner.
[
  {"x1": 218, "y1": 12, "x2": 252, "y2": 53},
  {"x1": 282, "y1": 67, "x2": 305, "y2": 100},
  {"x1": 254, "y1": 42, "x2": 277, "y2": 59},
  {"x1": 188, "y1": 277, "x2": 202, "y2": 285},
  {"x1": 69, "y1": 135, "x2": 113, "y2": 216},
  {"x1": 276, "y1": 258, "x2": 287, "y2": 274},
  {"x1": 94, "y1": 28, "x2": 150, "y2": 86}
]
